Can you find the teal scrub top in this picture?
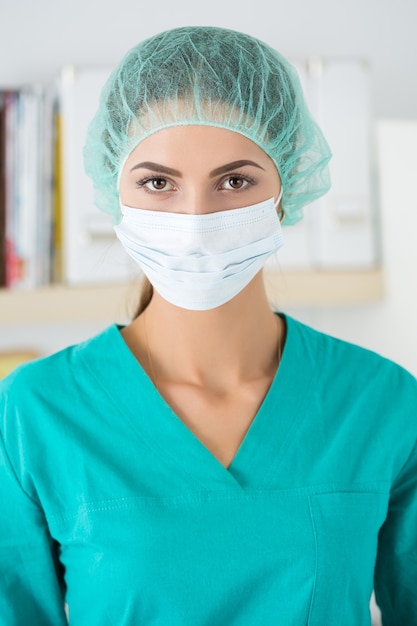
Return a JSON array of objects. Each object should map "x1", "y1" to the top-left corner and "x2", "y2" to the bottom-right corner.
[{"x1": 0, "y1": 315, "x2": 417, "y2": 625}]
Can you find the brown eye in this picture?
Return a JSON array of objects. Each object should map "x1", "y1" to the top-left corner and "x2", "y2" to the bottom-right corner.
[
  {"x1": 151, "y1": 178, "x2": 167, "y2": 190},
  {"x1": 140, "y1": 177, "x2": 174, "y2": 192},
  {"x1": 219, "y1": 175, "x2": 254, "y2": 191},
  {"x1": 228, "y1": 177, "x2": 244, "y2": 189}
]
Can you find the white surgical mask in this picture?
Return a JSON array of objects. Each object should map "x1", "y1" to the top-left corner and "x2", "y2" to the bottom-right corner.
[{"x1": 114, "y1": 191, "x2": 284, "y2": 310}]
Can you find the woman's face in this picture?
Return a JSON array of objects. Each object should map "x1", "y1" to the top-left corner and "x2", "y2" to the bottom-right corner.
[{"x1": 119, "y1": 125, "x2": 281, "y2": 214}]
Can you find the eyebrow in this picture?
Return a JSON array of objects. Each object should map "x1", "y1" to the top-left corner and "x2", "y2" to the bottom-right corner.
[
  {"x1": 209, "y1": 160, "x2": 265, "y2": 177},
  {"x1": 129, "y1": 161, "x2": 181, "y2": 176},
  {"x1": 129, "y1": 159, "x2": 265, "y2": 177}
]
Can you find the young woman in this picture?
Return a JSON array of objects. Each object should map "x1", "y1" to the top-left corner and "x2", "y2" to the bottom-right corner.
[{"x1": 1, "y1": 26, "x2": 416, "y2": 626}]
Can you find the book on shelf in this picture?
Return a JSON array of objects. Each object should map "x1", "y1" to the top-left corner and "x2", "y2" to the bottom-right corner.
[
  {"x1": 0, "y1": 86, "x2": 55, "y2": 290},
  {"x1": 0, "y1": 93, "x2": 5, "y2": 287}
]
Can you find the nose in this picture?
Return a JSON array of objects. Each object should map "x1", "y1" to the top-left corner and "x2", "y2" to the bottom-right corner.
[{"x1": 181, "y1": 189, "x2": 220, "y2": 215}]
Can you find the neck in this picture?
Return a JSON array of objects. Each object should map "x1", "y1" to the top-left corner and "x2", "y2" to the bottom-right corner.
[{"x1": 133, "y1": 272, "x2": 284, "y2": 389}]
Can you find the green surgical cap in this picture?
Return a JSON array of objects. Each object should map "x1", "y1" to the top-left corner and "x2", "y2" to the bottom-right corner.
[{"x1": 83, "y1": 26, "x2": 332, "y2": 225}]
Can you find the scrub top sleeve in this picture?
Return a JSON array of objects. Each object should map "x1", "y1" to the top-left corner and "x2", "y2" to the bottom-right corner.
[
  {"x1": 0, "y1": 403, "x2": 68, "y2": 625},
  {"x1": 374, "y1": 434, "x2": 417, "y2": 623}
]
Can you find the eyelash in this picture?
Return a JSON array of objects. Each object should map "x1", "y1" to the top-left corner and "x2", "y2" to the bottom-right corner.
[
  {"x1": 220, "y1": 172, "x2": 256, "y2": 191},
  {"x1": 135, "y1": 172, "x2": 257, "y2": 193},
  {"x1": 135, "y1": 175, "x2": 173, "y2": 192}
]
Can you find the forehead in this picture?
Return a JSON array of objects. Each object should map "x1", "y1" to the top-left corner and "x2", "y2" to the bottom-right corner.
[{"x1": 124, "y1": 125, "x2": 273, "y2": 171}]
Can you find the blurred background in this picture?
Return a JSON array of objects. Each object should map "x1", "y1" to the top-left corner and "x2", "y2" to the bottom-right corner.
[
  {"x1": 0, "y1": 0, "x2": 416, "y2": 388},
  {"x1": 1, "y1": 1, "x2": 416, "y2": 621}
]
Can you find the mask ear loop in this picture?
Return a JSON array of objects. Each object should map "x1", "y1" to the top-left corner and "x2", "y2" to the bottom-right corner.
[{"x1": 274, "y1": 187, "x2": 284, "y2": 223}]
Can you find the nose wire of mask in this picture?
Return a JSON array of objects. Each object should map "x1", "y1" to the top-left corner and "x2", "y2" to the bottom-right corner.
[{"x1": 114, "y1": 192, "x2": 284, "y2": 311}]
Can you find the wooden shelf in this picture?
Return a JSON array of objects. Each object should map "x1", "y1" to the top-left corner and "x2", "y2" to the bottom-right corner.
[
  {"x1": 0, "y1": 269, "x2": 384, "y2": 325},
  {"x1": 266, "y1": 268, "x2": 384, "y2": 306}
]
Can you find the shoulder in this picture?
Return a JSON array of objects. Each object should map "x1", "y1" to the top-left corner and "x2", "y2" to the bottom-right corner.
[
  {"x1": 0, "y1": 325, "x2": 124, "y2": 486},
  {"x1": 2, "y1": 324, "x2": 119, "y2": 383},
  {"x1": 285, "y1": 313, "x2": 416, "y2": 388},
  {"x1": 0, "y1": 324, "x2": 122, "y2": 413},
  {"x1": 284, "y1": 314, "x2": 417, "y2": 431},
  {"x1": 283, "y1": 314, "x2": 417, "y2": 480}
]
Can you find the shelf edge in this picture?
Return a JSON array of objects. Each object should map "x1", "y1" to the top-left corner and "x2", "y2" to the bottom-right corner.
[{"x1": 0, "y1": 269, "x2": 384, "y2": 325}]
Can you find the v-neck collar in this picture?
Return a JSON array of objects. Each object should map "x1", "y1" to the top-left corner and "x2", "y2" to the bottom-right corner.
[{"x1": 82, "y1": 314, "x2": 319, "y2": 492}]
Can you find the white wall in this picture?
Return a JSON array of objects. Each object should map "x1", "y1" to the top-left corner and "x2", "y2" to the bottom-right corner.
[
  {"x1": 0, "y1": 0, "x2": 416, "y2": 118},
  {"x1": 1, "y1": 0, "x2": 417, "y2": 378}
]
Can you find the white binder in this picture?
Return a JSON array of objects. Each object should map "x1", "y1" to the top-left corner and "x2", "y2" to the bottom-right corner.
[
  {"x1": 268, "y1": 58, "x2": 378, "y2": 271},
  {"x1": 59, "y1": 66, "x2": 137, "y2": 285}
]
